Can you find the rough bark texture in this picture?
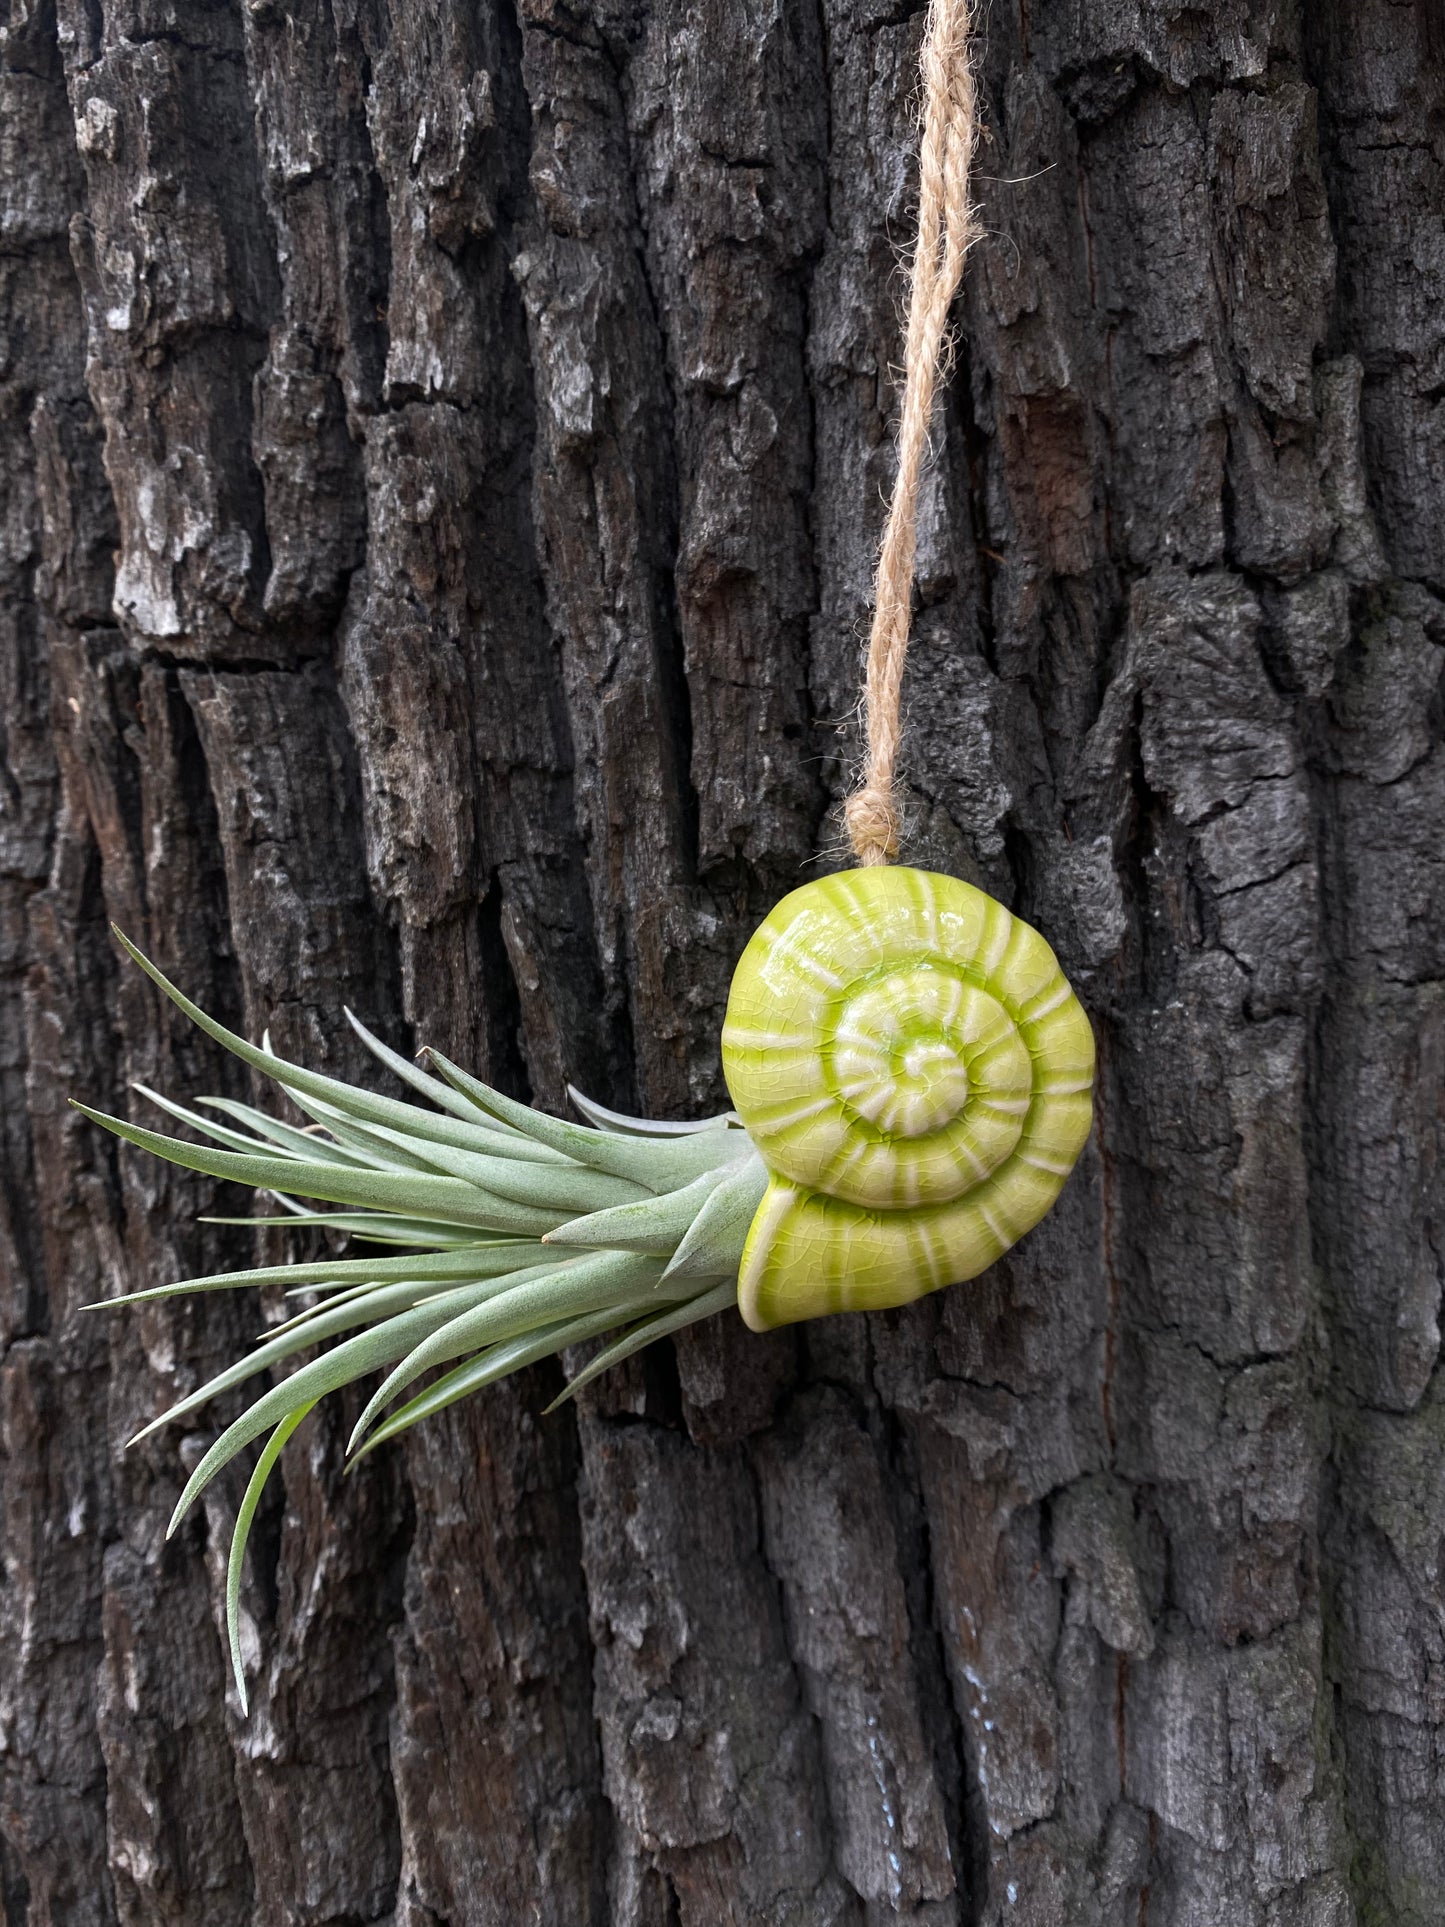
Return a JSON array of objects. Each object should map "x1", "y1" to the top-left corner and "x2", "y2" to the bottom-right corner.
[{"x1": 1, "y1": 0, "x2": 1441, "y2": 1921}]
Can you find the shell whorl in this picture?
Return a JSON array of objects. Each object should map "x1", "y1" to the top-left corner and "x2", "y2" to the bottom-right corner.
[{"x1": 722, "y1": 867, "x2": 1094, "y2": 1331}]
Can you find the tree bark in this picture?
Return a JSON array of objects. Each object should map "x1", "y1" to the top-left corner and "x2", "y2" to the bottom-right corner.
[{"x1": 2, "y1": 0, "x2": 1442, "y2": 1921}]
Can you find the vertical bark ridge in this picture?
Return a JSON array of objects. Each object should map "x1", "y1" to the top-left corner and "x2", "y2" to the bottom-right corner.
[{"x1": 1303, "y1": 7, "x2": 1445, "y2": 1920}]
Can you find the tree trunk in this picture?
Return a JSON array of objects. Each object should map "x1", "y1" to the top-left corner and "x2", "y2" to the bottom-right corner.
[{"x1": 2, "y1": 0, "x2": 1442, "y2": 1921}]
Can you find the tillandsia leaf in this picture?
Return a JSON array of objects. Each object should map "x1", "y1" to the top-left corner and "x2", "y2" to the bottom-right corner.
[
  {"x1": 133, "y1": 1273, "x2": 512, "y2": 1452},
  {"x1": 274, "y1": 1106, "x2": 454, "y2": 1175},
  {"x1": 91, "y1": 1241, "x2": 537, "y2": 1309},
  {"x1": 565, "y1": 1086, "x2": 737, "y2": 1137},
  {"x1": 663, "y1": 1153, "x2": 770, "y2": 1281},
  {"x1": 197, "y1": 1096, "x2": 389, "y2": 1166},
  {"x1": 347, "y1": 1303, "x2": 630, "y2": 1464},
  {"x1": 133, "y1": 1085, "x2": 361, "y2": 1166},
  {"x1": 164, "y1": 1283, "x2": 521, "y2": 1534},
  {"x1": 425, "y1": 1048, "x2": 748, "y2": 1192},
  {"x1": 73, "y1": 1103, "x2": 562, "y2": 1235},
  {"x1": 227, "y1": 1401, "x2": 314, "y2": 1712},
  {"x1": 544, "y1": 1164, "x2": 734, "y2": 1254},
  {"x1": 346, "y1": 1247, "x2": 685, "y2": 1451},
  {"x1": 317, "y1": 1119, "x2": 651, "y2": 1216},
  {"x1": 112, "y1": 929, "x2": 566, "y2": 1164},
  {"x1": 544, "y1": 1279, "x2": 740, "y2": 1412},
  {"x1": 343, "y1": 1007, "x2": 563, "y2": 1155},
  {"x1": 81, "y1": 933, "x2": 757, "y2": 1712},
  {"x1": 201, "y1": 1211, "x2": 489, "y2": 1248}
]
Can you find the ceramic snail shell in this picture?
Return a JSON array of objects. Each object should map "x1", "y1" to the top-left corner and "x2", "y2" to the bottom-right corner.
[{"x1": 721, "y1": 866, "x2": 1095, "y2": 1331}]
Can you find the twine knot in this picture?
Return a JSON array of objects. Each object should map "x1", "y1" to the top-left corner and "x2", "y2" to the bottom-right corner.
[
  {"x1": 844, "y1": 786, "x2": 902, "y2": 866},
  {"x1": 844, "y1": 0, "x2": 979, "y2": 869}
]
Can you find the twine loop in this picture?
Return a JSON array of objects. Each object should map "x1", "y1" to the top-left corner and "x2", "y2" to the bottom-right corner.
[{"x1": 846, "y1": 0, "x2": 981, "y2": 867}]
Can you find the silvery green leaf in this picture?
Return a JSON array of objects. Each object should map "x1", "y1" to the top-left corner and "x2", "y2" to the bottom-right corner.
[
  {"x1": 164, "y1": 1276, "x2": 543, "y2": 1534},
  {"x1": 199, "y1": 1211, "x2": 484, "y2": 1247},
  {"x1": 319, "y1": 1115, "x2": 648, "y2": 1216},
  {"x1": 194, "y1": 1095, "x2": 385, "y2": 1168},
  {"x1": 274, "y1": 1107, "x2": 454, "y2": 1175},
  {"x1": 285, "y1": 1074, "x2": 574, "y2": 1170},
  {"x1": 226, "y1": 1401, "x2": 314, "y2": 1712},
  {"x1": 566, "y1": 1087, "x2": 736, "y2": 1138},
  {"x1": 426, "y1": 1050, "x2": 745, "y2": 1192},
  {"x1": 343, "y1": 1005, "x2": 532, "y2": 1137},
  {"x1": 111, "y1": 929, "x2": 554, "y2": 1164},
  {"x1": 93, "y1": 1239, "x2": 538, "y2": 1309},
  {"x1": 133, "y1": 1085, "x2": 331, "y2": 1164},
  {"x1": 347, "y1": 1249, "x2": 679, "y2": 1450},
  {"x1": 545, "y1": 1165, "x2": 730, "y2": 1255},
  {"x1": 345, "y1": 1302, "x2": 632, "y2": 1461},
  {"x1": 135, "y1": 1270, "x2": 529, "y2": 1450},
  {"x1": 74, "y1": 1103, "x2": 560, "y2": 1236},
  {"x1": 661, "y1": 1151, "x2": 768, "y2": 1281},
  {"x1": 547, "y1": 1280, "x2": 739, "y2": 1410}
]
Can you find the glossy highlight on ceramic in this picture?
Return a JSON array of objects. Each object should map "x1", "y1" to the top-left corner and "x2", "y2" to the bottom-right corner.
[{"x1": 721, "y1": 866, "x2": 1095, "y2": 1331}]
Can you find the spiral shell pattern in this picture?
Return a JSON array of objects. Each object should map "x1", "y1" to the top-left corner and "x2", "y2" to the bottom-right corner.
[{"x1": 722, "y1": 867, "x2": 1094, "y2": 1331}]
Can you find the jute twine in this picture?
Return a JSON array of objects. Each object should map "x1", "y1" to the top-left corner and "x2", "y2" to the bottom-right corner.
[{"x1": 844, "y1": 0, "x2": 982, "y2": 867}]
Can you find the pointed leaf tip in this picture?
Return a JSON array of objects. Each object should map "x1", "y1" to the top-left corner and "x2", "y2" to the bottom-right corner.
[{"x1": 226, "y1": 1400, "x2": 313, "y2": 1712}]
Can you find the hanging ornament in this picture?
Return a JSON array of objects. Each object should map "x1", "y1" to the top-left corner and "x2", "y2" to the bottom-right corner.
[
  {"x1": 724, "y1": 867, "x2": 1094, "y2": 1331},
  {"x1": 78, "y1": 0, "x2": 1093, "y2": 1708}
]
